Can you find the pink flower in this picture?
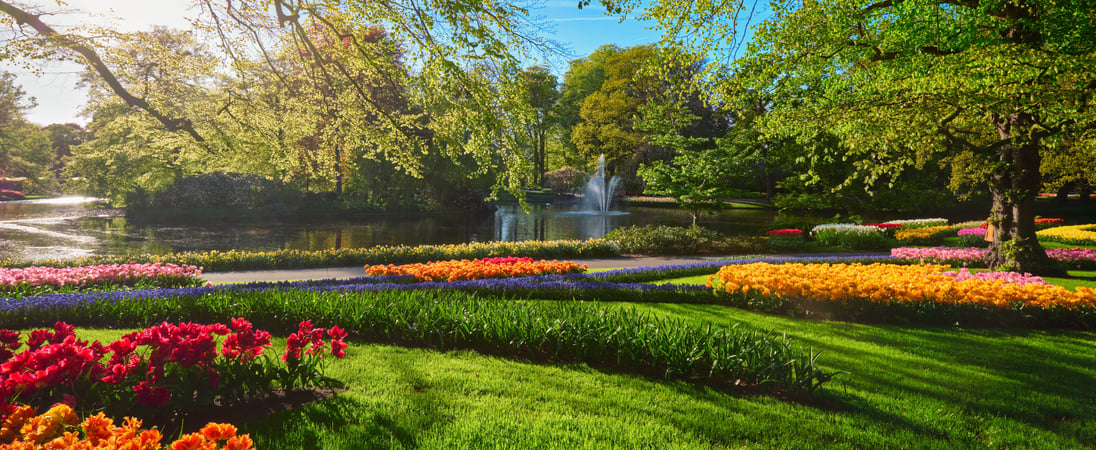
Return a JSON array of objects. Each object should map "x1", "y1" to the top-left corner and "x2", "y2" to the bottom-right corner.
[{"x1": 765, "y1": 229, "x2": 804, "y2": 236}]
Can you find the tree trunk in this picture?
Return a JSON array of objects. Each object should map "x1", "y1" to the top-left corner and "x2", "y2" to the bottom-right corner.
[
  {"x1": 1056, "y1": 181, "x2": 1075, "y2": 204},
  {"x1": 984, "y1": 112, "x2": 1063, "y2": 275}
]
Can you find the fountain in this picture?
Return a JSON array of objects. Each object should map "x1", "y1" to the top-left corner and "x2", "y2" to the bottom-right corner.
[
  {"x1": 581, "y1": 154, "x2": 623, "y2": 213},
  {"x1": 555, "y1": 155, "x2": 629, "y2": 229}
]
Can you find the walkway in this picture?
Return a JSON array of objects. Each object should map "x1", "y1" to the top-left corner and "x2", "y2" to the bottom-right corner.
[
  {"x1": 200, "y1": 253, "x2": 889, "y2": 284},
  {"x1": 201, "y1": 255, "x2": 731, "y2": 284}
]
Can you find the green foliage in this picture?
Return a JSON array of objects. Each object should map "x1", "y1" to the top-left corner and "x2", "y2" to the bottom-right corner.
[
  {"x1": 554, "y1": 45, "x2": 621, "y2": 168},
  {"x1": 519, "y1": 66, "x2": 561, "y2": 187},
  {"x1": 541, "y1": 166, "x2": 586, "y2": 193},
  {"x1": 0, "y1": 71, "x2": 56, "y2": 193},
  {"x1": 636, "y1": 94, "x2": 746, "y2": 225},
  {"x1": 638, "y1": 0, "x2": 1096, "y2": 271},
  {"x1": 127, "y1": 172, "x2": 293, "y2": 210},
  {"x1": 603, "y1": 225, "x2": 764, "y2": 255},
  {"x1": 10, "y1": 289, "x2": 835, "y2": 396},
  {"x1": 3, "y1": 0, "x2": 561, "y2": 207}
]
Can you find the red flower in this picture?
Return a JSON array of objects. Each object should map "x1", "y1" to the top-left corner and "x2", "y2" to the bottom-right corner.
[
  {"x1": 134, "y1": 381, "x2": 170, "y2": 407},
  {"x1": 229, "y1": 317, "x2": 252, "y2": 332},
  {"x1": 765, "y1": 229, "x2": 804, "y2": 236}
]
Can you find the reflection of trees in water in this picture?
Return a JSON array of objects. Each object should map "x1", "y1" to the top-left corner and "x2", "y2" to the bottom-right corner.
[{"x1": 5, "y1": 198, "x2": 814, "y2": 261}]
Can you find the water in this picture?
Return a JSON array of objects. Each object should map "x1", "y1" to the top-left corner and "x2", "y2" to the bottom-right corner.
[
  {"x1": 581, "y1": 154, "x2": 623, "y2": 213},
  {"x1": 1, "y1": 197, "x2": 825, "y2": 263}
]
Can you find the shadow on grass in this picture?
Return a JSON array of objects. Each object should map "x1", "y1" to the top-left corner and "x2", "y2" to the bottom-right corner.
[{"x1": 629, "y1": 302, "x2": 1096, "y2": 445}]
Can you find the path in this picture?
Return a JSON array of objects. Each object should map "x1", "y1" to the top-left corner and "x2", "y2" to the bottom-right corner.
[
  {"x1": 201, "y1": 255, "x2": 727, "y2": 284},
  {"x1": 201, "y1": 253, "x2": 887, "y2": 284}
]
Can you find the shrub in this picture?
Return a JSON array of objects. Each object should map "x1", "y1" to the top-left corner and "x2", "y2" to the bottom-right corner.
[
  {"x1": 132, "y1": 172, "x2": 293, "y2": 210},
  {"x1": 809, "y1": 224, "x2": 890, "y2": 250},
  {"x1": 604, "y1": 225, "x2": 763, "y2": 255},
  {"x1": 895, "y1": 225, "x2": 955, "y2": 246},
  {"x1": 542, "y1": 166, "x2": 586, "y2": 193}
]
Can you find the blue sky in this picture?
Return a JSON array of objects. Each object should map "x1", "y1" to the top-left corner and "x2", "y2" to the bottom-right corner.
[{"x1": 8, "y1": 0, "x2": 665, "y2": 126}]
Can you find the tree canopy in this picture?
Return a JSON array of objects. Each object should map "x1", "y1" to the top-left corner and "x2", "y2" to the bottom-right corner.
[
  {"x1": 0, "y1": 0, "x2": 561, "y2": 203},
  {"x1": 634, "y1": 0, "x2": 1096, "y2": 273}
]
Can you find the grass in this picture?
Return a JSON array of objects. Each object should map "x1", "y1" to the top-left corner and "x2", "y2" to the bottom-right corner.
[
  {"x1": 64, "y1": 302, "x2": 1096, "y2": 449},
  {"x1": 10, "y1": 243, "x2": 1096, "y2": 448}
]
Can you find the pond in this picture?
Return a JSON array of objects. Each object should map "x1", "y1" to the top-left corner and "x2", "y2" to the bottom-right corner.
[{"x1": 0, "y1": 197, "x2": 824, "y2": 263}]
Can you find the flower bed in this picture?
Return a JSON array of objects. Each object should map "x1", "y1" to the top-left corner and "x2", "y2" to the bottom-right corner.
[
  {"x1": 7, "y1": 239, "x2": 621, "y2": 271},
  {"x1": 1037, "y1": 224, "x2": 1096, "y2": 246},
  {"x1": 883, "y1": 218, "x2": 948, "y2": 229},
  {"x1": 1, "y1": 319, "x2": 346, "y2": 427},
  {"x1": 0, "y1": 263, "x2": 204, "y2": 297},
  {"x1": 894, "y1": 225, "x2": 955, "y2": 246},
  {"x1": 891, "y1": 246, "x2": 1096, "y2": 270},
  {"x1": 956, "y1": 227, "x2": 988, "y2": 247},
  {"x1": 864, "y1": 223, "x2": 904, "y2": 238},
  {"x1": 1, "y1": 404, "x2": 252, "y2": 449},
  {"x1": 710, "y1": 262, "x2": 1096, "y2": 328},
  {"x1": 364, "y1": 257, "x2": 587, "y2": 281},
  {"x1": 765, "y1": 229, "x2": 806, "y2": 250},
  {"x1": 810, "y1": 224, "x2": 889, "y2": 250}
]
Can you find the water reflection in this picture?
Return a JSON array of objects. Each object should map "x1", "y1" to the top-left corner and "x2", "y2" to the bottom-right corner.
[{"x1": 0, "y1": 198, "x2": 796, "y2": 262}]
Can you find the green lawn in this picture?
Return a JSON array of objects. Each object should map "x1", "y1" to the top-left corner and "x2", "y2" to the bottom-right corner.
[
  {"x1": 70, "y1": 319, "x2": 1093, "y2": 449},
  {"x1": 63, "y1": 283, "x2": 1096, "y2": 449},
  {"x1": 27, "y1": 249, "x2": 1096, "y2": 448}
]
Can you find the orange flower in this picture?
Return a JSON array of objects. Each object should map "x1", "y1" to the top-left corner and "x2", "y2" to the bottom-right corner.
[
  {"x1": 200, "y1": 422, "x2": 238, "y2": 441},
  {"x1": 168, "y1": 432, "x2": 217, "y2": 450},
  {"x1": 365, "y1": 258, "x2": 586, "y2": 281},
  {"x1": 224, "y1": 434, "x2": 255, "y2": 450},
  {"x1": 0, "y1": 405, "x2": 36, "y2": 442},
  {"x1": 80, "y1": 412, "x2": 114, "y2": 444},
  {"x1": 712, "y1": 262, "x2": 1096, "y2": 311}
]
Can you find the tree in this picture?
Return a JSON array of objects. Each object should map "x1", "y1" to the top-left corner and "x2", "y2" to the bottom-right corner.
[
  {"x1": 636, "y1": 86, "x2": 751, "y2": 225},
  {"x1": 42, "y1": 123, "x2": 87, "y2": 176},
  {"x1": 0, "y1": 71, "x2": 53, "y2": 192},
  {"x1": 555, "y1": 45, "x2": 621, "y2": 167},
  {"x1": 570, "y1": 45, "x2": 659, "y2": 174},
  {"x1": 637, "y1": 0, "x2": 1096, "y2": 274},
  {"x1": 520, "y1": 66, "x2": 559, "y2": 187},
  {"x1": 0, "y1": 0, "x2": 562, "y2": 204}
]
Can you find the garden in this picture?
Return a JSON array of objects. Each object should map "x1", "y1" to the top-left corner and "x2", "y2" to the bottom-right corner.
[{"x1": 2, "y1": 219, "x2": 1095, "y2": 448}]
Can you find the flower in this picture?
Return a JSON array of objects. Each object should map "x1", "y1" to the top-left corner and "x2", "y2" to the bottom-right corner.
[
  {"x1": 133, "y1": 381, "x2": 170, "y2": 408},
  {"x1": 200, "y1": 422, "x2": 238, "y2": 441},
  {"x1": 765, "y1": 229, "x2": 804, "y2": 236}
]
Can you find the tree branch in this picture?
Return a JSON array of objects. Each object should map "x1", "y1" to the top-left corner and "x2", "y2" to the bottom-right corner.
[{"x1": 0, "y1": 0, "x2": 205, "y2": 142}]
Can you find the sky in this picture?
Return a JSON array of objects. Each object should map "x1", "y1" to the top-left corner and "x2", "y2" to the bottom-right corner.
[{"x1": 4, "y1": 0, "x2": 666, "y2": 126}]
